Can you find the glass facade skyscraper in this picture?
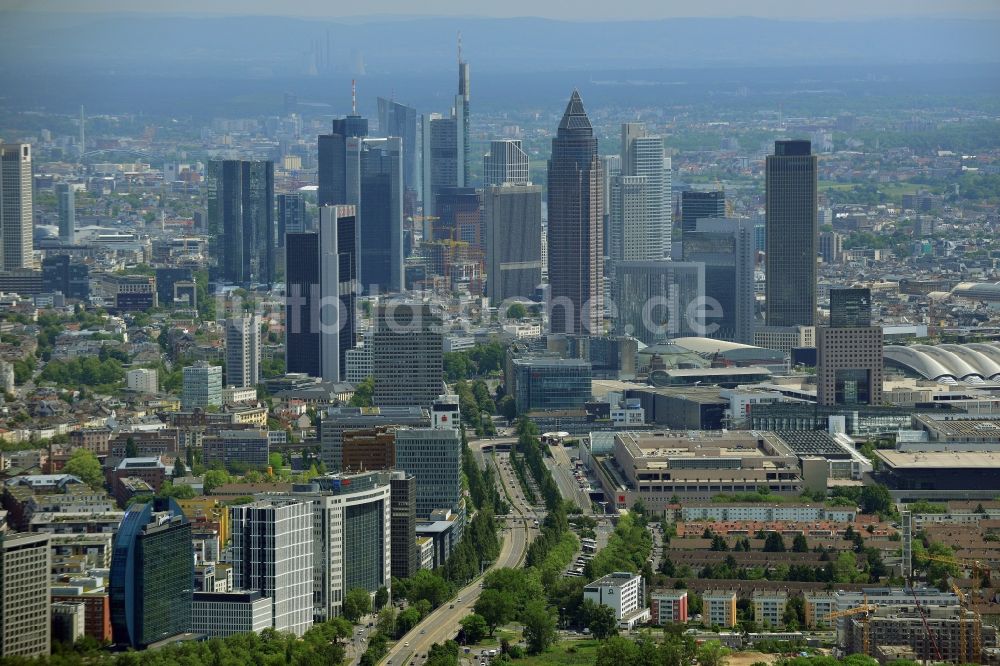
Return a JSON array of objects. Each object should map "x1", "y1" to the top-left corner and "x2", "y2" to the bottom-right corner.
[
  {"x1": 109, "y1": 498, "x2": 193, "y2": 649},
  {"x1": 613, "y1": 260, "x2": 706, "y2": 344},
  {"x1": 765, "y1": 140, "x2": 817, "y2": 327},
  {"x1": 547, "y1": 91, "x2": 603, "y2": 334},
  {"x1": 484, "y1": 183, "x2": 542, "y2": 304},
  {"x1": 206, "y1": 159, "x2": 275, "y2": 286},
  {"x1": 355, "y1": 138, "x2": 404, "y2": 293},
  {"x1": 229, "y1": 499, "x2": 314, "y2": 636},
  {"x1": 681, "y1": 218, "x2": 756, "y2": 344},
  {"x1": 378, "y1": 97, "x2": 418, "y2": 196},
  {"x1": 680, "y1": 190, "x2": 726, "y2": 233},
  {"x1": 394, "y1": 427, "x2": 463, "y2": 519},
  {"x1": 284, "y1": 205, "x2": 358, "y2": 382},
  {"x1": 277, "y1": 192, "x2": 306, "y2": 243},
  {"x1": 512, "y1": 357, "x2": 593, "y2": 413}
]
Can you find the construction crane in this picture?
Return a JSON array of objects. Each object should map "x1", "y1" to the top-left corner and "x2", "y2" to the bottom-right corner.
[
  {"x1": 824, "y1": 603, "x2": 877, "y2": 656},
  {"x1": 949, "y1": 579, "x2": 983, "y2": 664},
  {"x1": 921, "y1": 554, "x2": 992, "y2": 592},
  {"x1": 909, "y1": 587, "x2": 944, "y2": 663}
]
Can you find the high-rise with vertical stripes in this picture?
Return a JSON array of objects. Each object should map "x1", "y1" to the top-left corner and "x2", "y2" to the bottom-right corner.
[
  {"x1": 547, "y1": 90, "x2": 603, "y2": 335},
  {"x1": 0, "y1": 144, "x2": 33, "y2": 271}
]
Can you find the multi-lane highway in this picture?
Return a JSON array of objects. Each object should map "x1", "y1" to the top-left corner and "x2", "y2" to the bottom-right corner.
[
  {"x1": 545, "y1": 440, "x2": 594, "y2": 515},
  {"x1": 381, "y1": 448, "x2": 534, "y2": 666}
]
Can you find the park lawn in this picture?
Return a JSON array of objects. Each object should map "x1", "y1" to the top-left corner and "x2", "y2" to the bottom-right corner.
[{"x1": 515, "y1": 639, "x2": 602, "y2": 666}]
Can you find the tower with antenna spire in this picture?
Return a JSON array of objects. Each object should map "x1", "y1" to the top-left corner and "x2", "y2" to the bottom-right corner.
[{"x1": 457, "y1": 32, "x2": 470, "y2": 187}]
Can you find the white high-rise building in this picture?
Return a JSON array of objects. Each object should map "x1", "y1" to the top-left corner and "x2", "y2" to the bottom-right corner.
[
  {"x1": 226, "y1": 315, "x2": 261, "y2": 389},
  {"x1": 483, "y1": 139, "x2": 529, "y2": 186},
  {"x1": 126, "y1": 368, "x2": 158, "y2": 393},
  {"x1": 0, "y1": 144, "x2": 34, "y2": 271},
  {"x1": 610, "y1": 124, "x2": 671, "y2": 262},
  {"x1": 229, "y1": 499, "x2": 314, "y2": 636},
  {"x1": 276, "y1": 473, "x2": 392, "y2": 621}
]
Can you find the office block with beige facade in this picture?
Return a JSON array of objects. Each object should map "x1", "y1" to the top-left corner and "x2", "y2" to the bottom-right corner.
[
  {"x1": 752, "y1": 590, "x2": 788, "y2": 628},
  {"x1": 598, "y1": 430, "x2": 803, "y2": 511},
  {"x1": 803, "y1": 591, "x2": 836, "y2": 628},
  {"x1": 703, "y1": 590, "x2": 737, "y2": 628}
]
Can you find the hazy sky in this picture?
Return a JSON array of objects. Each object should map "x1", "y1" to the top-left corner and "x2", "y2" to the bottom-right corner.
[{"x1": 6, "y1": 0, "x2": 1000, "y2": 20}]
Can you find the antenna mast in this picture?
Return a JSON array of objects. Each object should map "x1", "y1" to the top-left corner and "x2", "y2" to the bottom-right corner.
[{"x1": 351, "y1": 79, "x2": 357, "y2": 115}]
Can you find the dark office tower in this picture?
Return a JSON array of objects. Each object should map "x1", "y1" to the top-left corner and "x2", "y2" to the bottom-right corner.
[
  {"x1": 317, "y1": 115, "x2": 368, "y2": 207},
  {"x1": 458, "y1": 58, "x2": 470, "y2": 186},
  {"x1": 818, "y1": 286, "x2": 882, "y2": 407},
  {"x1": 333, "y1": 115, "x2": 369, "y2": 141},
  {"x1": 277, "y1": 193, "x2": 306, "y2": 245},
  {"x1": 42, "y1": 254, "x2": 90, "y2": 300},
  {"x1": 765, "y1": 139, "x2": 817, "y2": 327},
  {"x1": 389, "y1": 471, "x2": 418, "y2": 580},
  {"x1": 680, "y1": 190, "x2": 726, "y2": 233},
  {"x1": 373, "y1": 302, "x2": 443, "y2": 409},
  {"x1": 682, "y1": 218, "x2": 756, "y2": 344},
  {"x1": 377, "y1": 97, "x2": 418, "y2": 196},
  {"x1": 109, "y1": 498, "x2": 193, "y2": 649},
  {"x1": 421, "y1": 115, "x2": 459, "y2": 217},
  {"x1": 353, "y1": 137, "x2": 404, "y2": 293},
  {"x1": 285, "y1": 205, "x2": 358, "y2": 382},
  {"x1": 206, "y1": 159, "x2": 275, "y2": 286},
  {"x1": 285, "y1": 232, "x2": 320, "y2": 377},
  {"x1": 829, "y1": 287, "x2": 872, "y2": 328},
  {"x1": 547, "y1": 90, "x2": 603, "y2": 335},
  {"x1": 154, "y1": 267, "x2": 193, "y2": 307},
  {"x1": 484, "y1": 184, "x2": 542, "y2": 304}
]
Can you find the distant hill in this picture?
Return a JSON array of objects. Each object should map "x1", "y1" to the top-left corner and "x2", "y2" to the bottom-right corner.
[{"x1": 1, "y1": 13, "x2": 998, "y2": 116}]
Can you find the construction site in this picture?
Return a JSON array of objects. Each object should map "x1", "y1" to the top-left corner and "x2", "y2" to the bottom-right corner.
[{"x1": 827, "y1": 509, "x2": 999, "y2": 664}]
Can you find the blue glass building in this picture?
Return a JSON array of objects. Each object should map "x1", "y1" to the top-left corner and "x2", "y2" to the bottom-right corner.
[{"x1": 109, "y1": 497, "x2": 193, "y2": 648}]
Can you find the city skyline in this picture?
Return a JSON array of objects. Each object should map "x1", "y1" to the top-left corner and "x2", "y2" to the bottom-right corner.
[{"x1": 2, "y1": 3, "x2": 1000, "y2": 663}]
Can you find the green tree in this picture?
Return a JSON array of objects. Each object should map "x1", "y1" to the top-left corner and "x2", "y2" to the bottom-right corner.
[
  {"x1": 349, "y1": 377, "x2": 374, "y2": 407},
  {"x1": 407, "y1": 569, "x2": 452, "y2": 608},
  {"x1": 696, "y1": 640, "x2": 731, "y2": 666},
  {"x1": 792, "y1": 533, "x2": 809, "y2": 553},
  {"x1": 268, "y1": 452, "x2": 283, "y2": 471},
  {"x1": 834, "y1": 551, "x2": 859, "y2": 583},
  {"x1": 521, "y1": 600, "x2": 557, "y2": 655},
  {"x1": 202, "y1": 469, "x2": 231, "y2": 494},
  {"x1": 506, "y1": 303, "x2": 527, "y2": 320},
  {"x1": 783, "y1": 594, "x2": 805, "y2": 630},
  {"x1": 125, "y1": 436, "x2": 138, "y2": 458},
  {"x1": 63, "y1": 449, "x2": 104, "y2": 490},
  {"x1": 860, "y1": 484, "x2": 893, "y2": 515},
  {"x1": 172, "y1": 457, "x2": 187, "y2": 479},
  {"x1": 396, "y1": 607, "x2": 422, "y2": 636},
  {"x1": 595, "y1": 636, "x2": 639, "y2": 666},
  {"x1": 343, "y1": 588, "x2": 373, "y2": 623},
  {"x1": 474, "y1": 588, "x2": 515, "y2": 636},
  {"x1": 582, "y1": 599, "x2": 618, "y2": 640},
  {"x1": 460, "y1": 613, "x2": 489, "y2": 644},
  {"x1": 497, "y1": 395, "x2": 517, "y2": 420},
  {"x1": 763, "y1": 531, "x2": 786, "y2": 553},
  {"x1": 374, "y1": 585, "x2": 389, "y2": 611}
]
